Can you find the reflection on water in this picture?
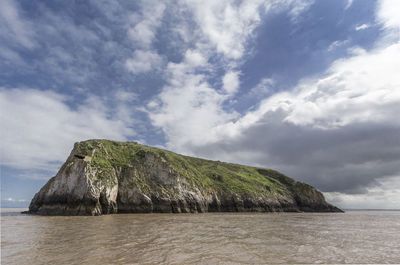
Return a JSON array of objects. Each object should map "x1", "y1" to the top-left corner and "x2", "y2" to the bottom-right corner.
[{"x1": 1, "y1": 209, "x2": 400, "y2": 264}]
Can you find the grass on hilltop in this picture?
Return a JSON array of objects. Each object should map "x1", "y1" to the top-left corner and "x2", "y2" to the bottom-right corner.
[{"x1": 74, "y1": 139, "x2": 296, "y2": 196}]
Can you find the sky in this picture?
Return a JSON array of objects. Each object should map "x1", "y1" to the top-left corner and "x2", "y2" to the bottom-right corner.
[{"x1": 1, "y1": 0, "x2": 399, "y2": 209}]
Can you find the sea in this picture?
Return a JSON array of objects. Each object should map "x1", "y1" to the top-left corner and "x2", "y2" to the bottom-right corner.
[{"x1": 1, "y1": 209, "x2": 399, "y2": 264}]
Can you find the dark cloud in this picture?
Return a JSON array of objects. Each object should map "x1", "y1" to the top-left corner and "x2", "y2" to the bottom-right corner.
[{"x1": 188, "y1": 109, "x2": 400, "y2": 194}]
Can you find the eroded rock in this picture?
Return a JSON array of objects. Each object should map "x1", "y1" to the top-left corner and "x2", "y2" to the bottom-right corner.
[{"x1": 28, "y1": 140, "x2": 342, "y2": 215}]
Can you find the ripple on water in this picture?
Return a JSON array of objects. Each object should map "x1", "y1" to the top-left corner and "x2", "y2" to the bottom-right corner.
[{"x1": 1, "y1": 210, "x2": 400, "y2": 264}]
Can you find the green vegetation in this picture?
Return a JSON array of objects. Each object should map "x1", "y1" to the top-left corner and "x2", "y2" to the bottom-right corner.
[{"x1": 74, "y1": 139, "x2": 298, "y2": 196}]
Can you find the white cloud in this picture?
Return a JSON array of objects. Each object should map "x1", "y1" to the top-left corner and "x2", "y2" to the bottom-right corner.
[
  {"x1": 264, "y1": 0, "x2": 314, "y2": 22},
  {"x1": 5, "y1": 197, "x2": 27, "y2": 202},
  {"x1": 144, "y1": 0, "x2": 400, "y2": 210},
  {"x1": 180, "y1": 40, "x2": 399, "y2": 148},
  {"x1": 184, "y1": 0, "x2": 265, "y2": 59},
  {"x1": 376, "y1": 0, "x2": 400, "y2": 29},
  {"x1": 346, "y1": 46, "x2": 367, "y2": 56},
  {"x1": 204, "y1": 41, "x2": 399, "y2": 144},
  {"x1": 281, "y1": 43, "x2": 400, "y2": 128},
  {"x1": 125, "y1": 49, "x2": 163, "y2": 74},
  {"x1": 243, "y1": 78, "x2": 275, "y2": 103},
  {"x1": 355, "y1": 23, "x2": 370, "y2": 31},
  {"x1": 222, "y1": 71, "x2": 240, "y2": 96},
  {"x1": 198, "y1": 3, "x2": 400, "y2": 207},
  {"x1": 0, "y1": 45, "x2": 26, "y2": 66},
  {"x1": 184, "y1": 49, "x2": 207, "y2": 67},
  {"x1": 147, "y1": 0, "x2": 316, "y2": 153},
  {"x1": 114, "y1": 89, "x2": 138, "y2": 102},
  {"x1": 147, "y1": 55, "x2": 238, "y2": 149},
  {"x1": 286, "y1": 0, "x2": 314, "y2": 20},
  {"x1": 181, "y1": 37, "x2": 400, "y2": 206},
  {"x1": 253, "y1": 78, "x2": 274, "y2": 94},
  {"x1": 324, "y1": 176, "x2": 400, "y2": 209},
  {"x1": 328, "y1": 40, "x2": 349, "y2": 51},
  {"x1": 0, "y1": 88, "x2": 135, "y2": 173},
  {"x1": 127, "y1": 0, "x2": 166, "y2": 48},
  {"x1": 125, "y1": 0, "x2": 166, "y2": 74},
  {"x1": 0, "y1": 0, "x2": 36, "y2": 49},
  {"x1": 0, "y1": 2, "x2": 124, "y2": 87},
  {"x1": 344, "y1": 0, "x2": 353, "y2": 10}
]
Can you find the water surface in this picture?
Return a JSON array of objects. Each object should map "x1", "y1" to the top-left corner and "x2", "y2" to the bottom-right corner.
[{"x1": 1, "y1": 209, "x2": 399, "y2": 264}]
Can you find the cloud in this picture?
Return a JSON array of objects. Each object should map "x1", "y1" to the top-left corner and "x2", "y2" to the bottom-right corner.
[
  {"x1": 184, "y1": 49, "x2": 207, "y2": 67},
  {"x1": 192, "y1": 41, "x2": 400, "y2": 191},
  {"x1": 355, "y1": 23, "x2": 370, "y2": 31},
  {"x1": 251, "y1": 78, "x2": 274, "y2": 95},
  {"x1": 5, "y1": 197, "x2": 27, "y2": 202},
  {"x1": 222, "y1": 71, "x2": 240, "y2": 96},
  {"x1": 114, "y1": 89, "x2": 138, "y2": 102},
  {"x1": 159, "y1": 39, "x2": 400, "y2": 160},
  {"x1": 124, "y1": 0, "x2": 165, "y2": 74},
  {"x1": 125, "y1": 50, "x2": 163, "y2": 74},
  {"x1": 0, "y1": 0, "x2": 167, "y2": 91},
  {"x1": 127, "y1": 0, "x2": 166, "y2": 48},
  {"x1": 324, "y1": 175, "x2": 400, "y2": 209},
  {"x1": 145, "y1": 1, "x2": 400, "y2": 210},
  {"x1": 0, "y1": 197, "x2": 29, "y2": 208},
  {"x1": 376, "y1": 0, "x2": 400, "y2": 29},
  {"x1": 3, "y1": 0, "x2": 397, "y2": 210},
  {"x1": 147, "y1": 0, "x2": 313, "y2": 151},
  {"x1": 0, "y1": 1, "x2": 127, "y2": 89},
  {"x1": 282, "y1": 44, "x2": 400, "y2": 128},
  {"x1": 328, "y1": 40, "x2": 349, "y2": 51},
  {"x1": 147, "y1": 52, "x2": 238, "y2": 149},
  {"x1": 264, "y1": 0, "x2": 314, "y2": 22},
  {"x1": 0, "y1": 0, "x2": 36, "y2": 49},
  {"x1": 0, "y1": 45, "x2": 26, "y2": 66},
  {"x1": 184, "y1": 0, "x2": 264, "y2": 60},
  {"x1": 145, "y1": 0, "x2": 269, "y2": 147},
  {"x1": 0, "y1": 88, "x2": 136, "y2": 173},
  {"x1": 344, "y1": 0, "x2": 353, "y2": 10},
  {"x1": 1, "y1": 198, "x2": 29, "y2": 208}
]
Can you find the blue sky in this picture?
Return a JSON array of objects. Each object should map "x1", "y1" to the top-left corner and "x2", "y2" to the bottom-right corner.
[{"x1": 1, "y1": 0, "x2": 399, "y2": 209}]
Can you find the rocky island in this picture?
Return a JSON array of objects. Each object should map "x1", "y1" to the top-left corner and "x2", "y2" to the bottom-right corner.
[{"x1": 28, "y1": 139, "x2": 342, "y2": 215}]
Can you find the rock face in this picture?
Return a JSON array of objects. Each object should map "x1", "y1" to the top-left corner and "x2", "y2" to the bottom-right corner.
[{"x1": 28, "y1": 140, "x2": 342, "y2": 215}]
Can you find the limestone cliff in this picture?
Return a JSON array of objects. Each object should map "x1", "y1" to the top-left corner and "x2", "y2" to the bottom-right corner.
[{"x1": 28, "y1": 140, "x2": 342, "y2": 215}]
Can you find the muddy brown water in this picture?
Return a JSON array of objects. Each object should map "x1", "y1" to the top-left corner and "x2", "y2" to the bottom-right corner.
[{"x1": 1, "y1": 209, "x2": 399, "y2": 264}]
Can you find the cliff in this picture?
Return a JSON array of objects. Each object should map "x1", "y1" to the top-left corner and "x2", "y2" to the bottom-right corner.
[{"x1": 28, "y1": 139, "x2": 342, "y2": 215}]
